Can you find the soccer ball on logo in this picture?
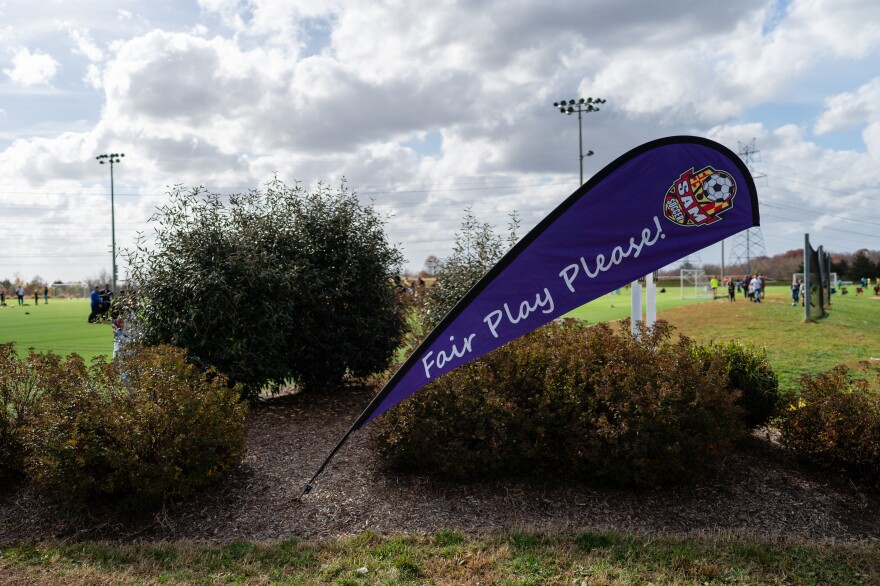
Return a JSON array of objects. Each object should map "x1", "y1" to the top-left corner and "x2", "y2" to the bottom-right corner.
[{"x1": 703, "y1": 173, "x2": 734, "y2": 203}]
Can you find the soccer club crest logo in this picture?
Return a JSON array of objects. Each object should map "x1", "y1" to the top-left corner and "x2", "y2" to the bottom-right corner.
[{"x1": 663, "y1": 166, "x2": 736, "y2": 227}]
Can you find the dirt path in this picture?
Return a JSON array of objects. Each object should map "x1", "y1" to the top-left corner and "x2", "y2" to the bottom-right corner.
[{"x1": 1, "y1": 387, "x2": 878, "y2": 543}]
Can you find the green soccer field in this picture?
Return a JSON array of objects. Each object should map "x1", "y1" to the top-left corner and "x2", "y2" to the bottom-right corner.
[
  {"x1": 0, "y1": 298, "x2": 114, "y2": 362},
  {"x1": 0, "y1": 284, "x2": 719, "y2": 363},
  {"x1": 563, "y1": 282, "x2": 715, "y2": 323}
]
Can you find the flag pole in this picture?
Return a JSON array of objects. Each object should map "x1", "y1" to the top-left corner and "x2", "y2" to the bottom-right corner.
[
  {"x1": 297, "y1": 421, "x2": 359, "y2": 499},
  {"x1": 630, "y1": 280, "x2": 642, "y2": 338}
]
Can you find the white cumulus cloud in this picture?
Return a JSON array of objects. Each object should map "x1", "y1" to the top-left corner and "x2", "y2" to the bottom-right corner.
[
  {"x1": 3, "y1": 47, "x2": 60, "y2": 86},
  {"x1": 815, "y1": 78, "x2": 880, "y2": 134}
]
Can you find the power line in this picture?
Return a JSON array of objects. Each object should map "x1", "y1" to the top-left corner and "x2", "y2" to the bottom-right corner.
[
  {"x1": 0, "y1": 180, "x2": 576, "y2": 197},
  {"x1": 1, "y1": 253, "x2": 109, "y2": 258},
  {"x1": 760, "y1": 160, "x2": 880, "y2": 195},
  {"x1": 761, "y1": 200, "x2": 880, "y2": 229},
  {"x1": 762, "y1": 173, "x2": 879, "y2": 199},
  {"x1": 760, "y1": 211, "x2": 880, "y2": 241}
]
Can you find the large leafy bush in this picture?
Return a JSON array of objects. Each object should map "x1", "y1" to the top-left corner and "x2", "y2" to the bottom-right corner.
[
  {"x1": 779, "y1": 365, "x2": 880, "y2": 479},
  {"x1": 125, "y1": 179, "x2": 407, "y2": 397},
  {"x1": 22, "y1": 345, "x2": 247, "y2": 509},
  {"x1": 371, "y1": 320, "x2": 745, "y2": 488}
]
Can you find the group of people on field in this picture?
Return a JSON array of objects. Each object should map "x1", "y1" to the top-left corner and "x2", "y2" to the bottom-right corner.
[
  {"x1": 87, "y1": 284, "x2": 114, "y2": 323},
  {"x1": 711, "y1": 274, "x2": 767, "y2": 303},
  {"x1": 845, "y1": 277, "x2": 880, "y2": 296},
  {"x1": 0, "y1": 285, "x2": 49, "y2": 307},
  {"x1": 740, "y1": 274, "x2": 766, "y2": 302},
  {"x1": 86, "y1": 283, "x2": 132, "y2": 361}
]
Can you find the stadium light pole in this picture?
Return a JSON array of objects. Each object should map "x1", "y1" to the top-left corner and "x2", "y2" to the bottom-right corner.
[
  {"x1": 553, "y1": 97, "x2": 606, "y2": 185},
  {"x1": 96, "y1": 152, "x2": 124, "y2": 292}
]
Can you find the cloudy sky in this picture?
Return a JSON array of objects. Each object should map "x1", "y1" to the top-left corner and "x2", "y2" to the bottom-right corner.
[{"x1": 1, "y1": 0, "x2": 879, "y2": 284}]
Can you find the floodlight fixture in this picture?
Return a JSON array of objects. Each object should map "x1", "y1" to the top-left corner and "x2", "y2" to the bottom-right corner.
[{"x1": 552, "y1": 97, "x2": 606, "y2": 184}]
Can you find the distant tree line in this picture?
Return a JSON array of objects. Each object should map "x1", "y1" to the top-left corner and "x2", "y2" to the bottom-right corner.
[
  {"x1": 0, "y1": 276, "x2": 47, "y2": 296},
  {"x1": 0, "y1": 272, "x2": 114, "y2": 298},
  {"x1": 673, "y1": 248, "x2": 880, "y2": 282}
]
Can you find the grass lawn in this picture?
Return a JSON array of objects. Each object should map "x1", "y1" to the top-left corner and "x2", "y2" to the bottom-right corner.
[
  {"x1": 0, "y1": 298, "x2": 113, "y2": 362},
  {"x1": 660, "y1": 285, "x2": 880, "y2": 392},
  {"x1": 564, "y1": 282, "x2": 716, "y2": 323},
  {"x1": 1, "y1": 531, "x2": 878, "y2": 585}
]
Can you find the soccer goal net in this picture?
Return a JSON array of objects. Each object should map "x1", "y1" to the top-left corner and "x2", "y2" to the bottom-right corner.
[
  {"x1": 680, "y1": 269, "x2": 712, "y2": 300},
  {"x1": 52, "y1": 282, "x2": 88, "y2": 299},
  {"x1": 792, "y1": 273, "x2": 838, "y2": 287}
]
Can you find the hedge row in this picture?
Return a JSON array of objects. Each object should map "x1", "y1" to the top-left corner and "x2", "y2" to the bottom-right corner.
[
  {"x1": 371, "y1": 320, "x2": 759, "y2": 488},
  {"x1": 0, "y1": 343, "x2": 247, "y2": 510},
  {"x1": 5, "y1": 324, "x2": 873, "y2": 499}
]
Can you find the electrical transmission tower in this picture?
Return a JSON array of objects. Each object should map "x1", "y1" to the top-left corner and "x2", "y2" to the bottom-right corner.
[
  {"x1": 738, "y1": 138, "x2": 767, "y2": 184},
  {"x1": 678, "y1": 252, "x2": 703, "y2": 269},
  {"x1": 728, "y1": 139, "x2": 767, "y2": 274}
]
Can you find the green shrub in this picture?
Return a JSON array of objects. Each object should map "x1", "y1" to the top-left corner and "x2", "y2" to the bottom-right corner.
[
  {"x1": 371, "y1": 320, "x2": 745, "y2": 488},
  {"x1": 125, "y1": 179, "x2": 407, "y2": 398},
  {"x1": 22, "y1": 345, "x2": 247, "y2": 509},
  {"x1": 692, "y1": 340, "x2": 780, "y2": 428},
  {"x1": 0, "y1": 344, "x2": 48, "y2": 481},
  {"x1": 778, "y1": 365, "x2": 880, "y2": 479}
]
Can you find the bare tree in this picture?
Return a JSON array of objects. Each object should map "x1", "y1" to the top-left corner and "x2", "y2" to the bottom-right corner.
[{"x1": 422, "y1": 255, "x2": 441, "y2": 277}]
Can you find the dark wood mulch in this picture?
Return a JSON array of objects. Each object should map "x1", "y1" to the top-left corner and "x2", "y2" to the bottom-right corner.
[{"x1": 1, "y1": 386, "x2": 878, "y2": 543}]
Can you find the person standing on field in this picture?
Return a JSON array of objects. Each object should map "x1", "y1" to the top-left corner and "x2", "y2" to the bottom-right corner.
[
  {"x1": 710, "y1": 276, "x2": 719, "y2": 300},
  {"x1": 44, "y1": 285, "x2": 48, "y2": 304},
  {"x1": 88, "y1": 286, "x2": 102, "y2": 323},
  {"x1": 727, "y1": 279, "x2": 736, "y2": 302},
  {"x1": 751, "y1": 274, "x2": 762, "y2": 303},
  {"x1": 99, "y1": 283, "x2": 113, "y2": 318},
  {"x1": 16, "y1": 286, "x2": 24, "y2": 306}
]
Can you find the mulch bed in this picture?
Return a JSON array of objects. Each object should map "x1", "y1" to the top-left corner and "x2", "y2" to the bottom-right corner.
[{"x1": 1, "y1": 386, "x2": 878, "y2": 543}]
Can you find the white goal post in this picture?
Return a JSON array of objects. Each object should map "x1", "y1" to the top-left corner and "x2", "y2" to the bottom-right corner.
[
  {"x1": 792, "y1": 272, "x2": 838, "y2": 286},
  {"x1": 680, "y1": 269, "x2": 712, "y2": 300},
  {"x1": 51, "y1": 282, "x2": 88, "y2": 299}
]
